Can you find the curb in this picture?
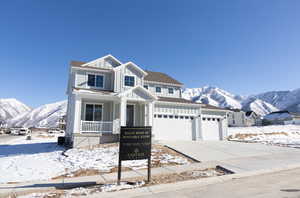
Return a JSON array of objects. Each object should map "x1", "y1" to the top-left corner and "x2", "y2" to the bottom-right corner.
[
  {"x1": 3, "y1": 163, "x2": 300, "y2": 198},
  {"x1": 89, "y1": 163, "x2": 300, "y2": 198}
]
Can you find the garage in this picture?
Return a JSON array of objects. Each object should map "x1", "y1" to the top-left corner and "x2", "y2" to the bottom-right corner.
[
  {"x1": 153, "y1": 114, "x2": 196, "y2": 141},
  {"x1": 201, "y1": 117, "x2": 222, "y2": 140}
]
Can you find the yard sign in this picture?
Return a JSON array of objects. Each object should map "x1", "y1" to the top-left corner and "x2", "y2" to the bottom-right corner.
[{"x1": 118, "y1": 126, "x2": 152, "y2": 184}]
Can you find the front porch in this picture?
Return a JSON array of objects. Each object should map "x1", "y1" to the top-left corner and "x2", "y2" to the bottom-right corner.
[{"x1": 74, "y1": 96, "x2": 154, "y2": 134}]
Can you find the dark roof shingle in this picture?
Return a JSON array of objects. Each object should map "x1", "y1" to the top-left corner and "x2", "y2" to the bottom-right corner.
[
  {"x1": 158, "y1": 97, "x2": 199, "y2": 104},
  {"x1": 144, "y1": 70, "x2": 183, "y2": 86},
  {"x1": 202, "y1": 104, "x2": 227, "y2": 111}
]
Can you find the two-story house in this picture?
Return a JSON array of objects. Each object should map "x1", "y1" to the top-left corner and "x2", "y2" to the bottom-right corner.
[{"x1": 65, "y1": 55, "x2": 228, "y2": 147}]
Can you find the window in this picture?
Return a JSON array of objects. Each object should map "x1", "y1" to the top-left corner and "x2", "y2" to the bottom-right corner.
[
  {"x1": 124, "y1": 76, "x2": 135, "y2": 87},
  {"x1": 158, "y1": 114, "x2": 162, "y2": 118},
  {"x1": 175, "y1": 115, "x2": 178, "y2": 119},
  {"x1": 156, "y1": 87, "x2": 161, "y2": 93},
  {"x1": 163, "y1": 115, "x2": 168, "y2": 118},
  {"x1": 143, "y1": 85, "x2": 148, "y2": 89},
  {"x1": 212, "y1": 118, "x2": 215, "y2": 121},
  {"x1": 87, "y1": 74, "x2": 104, "y2": 88},
  {"x1": 180, "y1": 116, "x2": 184, "y2": 119},
  {"x1": 168, "y1": 88, "x2": 174, "y2": 94},
  {"x1": 169, "y1": 115, "x2": 173, "y2": 119},
  {"x1": 202, "y1": 118, "x2": 206, "y2": 121},
  {"x1": 85, "y1": 104, "x2": 102, "y2": 121}
]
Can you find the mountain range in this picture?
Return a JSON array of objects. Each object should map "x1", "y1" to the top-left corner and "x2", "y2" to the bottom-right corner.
[
  {"x1": 0, "y1": 86, "x2": 299, "y2": 128},
  {"x1": 182, "y1": 86, "x2": 300, "y2": 116}
]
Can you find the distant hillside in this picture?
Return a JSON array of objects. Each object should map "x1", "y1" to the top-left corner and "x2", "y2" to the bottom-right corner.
[
  {"x1": 8, "y1": 100, "x2": 67, "y2": 128},
  {"x1": 0, "y1": 98, "x2": 31, "y2": 123},
  {"x1": 182, "y1": 86, "x2": 300, "y2": 116}
]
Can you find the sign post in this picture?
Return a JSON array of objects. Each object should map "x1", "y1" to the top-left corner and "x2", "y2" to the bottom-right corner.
[{"x1": 118, "y1": 126, "x2": 152, "y2": 185}]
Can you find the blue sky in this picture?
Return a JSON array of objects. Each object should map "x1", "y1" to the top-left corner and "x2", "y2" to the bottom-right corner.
[{"x1": 0, "y1": 0, "x2": 299, "y2": 108}]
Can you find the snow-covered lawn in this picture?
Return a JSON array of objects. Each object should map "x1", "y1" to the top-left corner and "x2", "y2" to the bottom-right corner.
[
  {"x1": 228, "y1": 125, "x2": 300, "y2": 147},
  {"x1": 0, "y1": 133, "x2": 189, "y2": 184}
]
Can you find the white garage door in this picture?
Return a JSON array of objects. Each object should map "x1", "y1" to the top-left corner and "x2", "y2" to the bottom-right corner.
[
  {"x1": 153, "y1": 114, "x2": 194, "y2": 141},
  {"x1": 201, "y1": 117, "x2": 221, "y2": 140}
]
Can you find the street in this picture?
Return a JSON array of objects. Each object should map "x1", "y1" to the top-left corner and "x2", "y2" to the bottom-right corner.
[
  {"x1": 96, "y1": 168, "x2": 300, "y2": 198},
  {"x1": 0, "y1": 134, "x2": 21, "y2": 144}
]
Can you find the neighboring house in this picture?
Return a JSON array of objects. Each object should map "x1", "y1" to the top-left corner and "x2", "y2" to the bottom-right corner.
[
  {"x1": 227, "y1": 109, "x2": 246, "y2": 127},
  {"x1": 264, "y1": 111, "x2": 300, "y2": 125},
  {"x1": 245, "y1": 111, "x2": 261, "y2": 126},
  {"x1": 58, "y1": 115, "x2": 67, "y2": 130},
  {"x1": 65, "y1": 54, "x2": 228, "y2": 147}
]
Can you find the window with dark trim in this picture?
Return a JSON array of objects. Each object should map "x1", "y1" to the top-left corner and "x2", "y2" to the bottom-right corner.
[
  {"x1": 168, "y1": 88, "x2": 174, "y2": 94},
  {"x1": 156, "y1": 87, "x2": 161, "y2": 93},
  {"x1": 202, "y1": 118, "x2": 206, "y2": 121},
  {"x1": 158, "y1": 114, "x2": 162, "y2": 118},
  {"x1": 169, "y1": 115, "x2": 173, "y2": 119},
  {"x1": 124, "y1": 76, "x2": 135, "y2": 87},
  {"x1": 87, "y1": 74, "x2": 104, "y2": 88},
  {"x1": 85, "y1": 104, "x2": 102, "y2": 121},
  {"x1": 175, "y1": 115, "x2": 178, "y2": 119},
  {"x1": 143, "y1": 85, "x2": 148, "y2": 89},
  {"x1": 163, "y1": 115, "x2": 168, "y2": 118}
]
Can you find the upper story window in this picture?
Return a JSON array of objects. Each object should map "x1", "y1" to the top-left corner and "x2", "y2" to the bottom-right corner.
[
  {"x1": 168, "y1": 88, "x2": 174, "y2": 94},
  {"x1": 156, "y1": 87, "x2": 161, "y2": 93},
  {"x1": 124, "y1": 75, "x2": 135, "y2": 87},
  {"x1": 87, "y1": 74, "x2": 104, "y2": 88},
  {"x1": 143, "y1": 85, "x2": 148, "y2": 89}
]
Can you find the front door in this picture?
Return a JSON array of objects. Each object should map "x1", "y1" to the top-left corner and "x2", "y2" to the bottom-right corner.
[{"x1": 126, "y1": 105, "x2": 134, "y2": 126}]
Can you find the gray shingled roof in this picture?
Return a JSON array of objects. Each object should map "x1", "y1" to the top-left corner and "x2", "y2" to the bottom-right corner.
[
  {"x1": 70, "y1": 60, "x2": 183, "y2": 86},
  {"x1": 144, "y1": 70, "x2": 183, "y2": 86},
  {"x1": 158, "y1": 97, "x2": 199, "y2": 104},
  {"x1": 202, "y1": 104, "x2": 227, "y2": 111}
]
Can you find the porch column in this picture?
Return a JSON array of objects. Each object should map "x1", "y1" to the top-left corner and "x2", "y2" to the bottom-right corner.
[
  {"x1": 73, "y1": 95, "x2": 82, "y2": 133},
  {"x1": 148, "y1": 102, "x2": 154, "y2": 126},
  {"x1": 120, "y1": 98, "x2": 127, "y2": 126}
]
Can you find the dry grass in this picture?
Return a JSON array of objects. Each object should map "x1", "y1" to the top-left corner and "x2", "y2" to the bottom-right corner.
[
  {"x1": 52, "y1": 143, "x2": 193, "y2": 179},
  {"x1": 228, "y1": 132, "x2": 288, "y2": 140}
]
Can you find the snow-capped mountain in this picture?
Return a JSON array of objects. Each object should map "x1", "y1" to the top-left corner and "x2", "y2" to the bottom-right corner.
[
  {"x1": 0, "y1": 98, "x2": 31, "y2": 123},
  {"x1": 241, "y1": 97, "x2": 279, "y2": 116},
  {"x1": 8, "y1": 100, "x2": 67, "y2": 128},
  {"x1": 182, "y1": 86, "x2": 244, "y2": 109},
  {"x1": 182, "y1": 86, "x2": 282, "y2": 116},
  {"x1": 256, "y1": 88, "x2": 300, "y2": 110}
]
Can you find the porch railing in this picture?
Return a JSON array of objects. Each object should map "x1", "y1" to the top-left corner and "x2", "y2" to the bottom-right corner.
[{"x1": 80, "y1": 119, "x2": 120, "y2": 133}]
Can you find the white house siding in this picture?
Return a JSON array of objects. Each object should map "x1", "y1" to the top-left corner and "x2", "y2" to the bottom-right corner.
[
  {"x1": 123, "y1": 65, "x2": 144, "y2": 91},
  {"x1": 144, "y1": 82, "x2": 181, "y2": 98},
  {"x1": 75, "y1": 70, "x2": 113, "y2": 91},
  {"x1": 84, "y1": 57, "x2": 120, "y2": 69},
  {"x1": 154, "y1": 104, "x2": 200, "y2": 115}
]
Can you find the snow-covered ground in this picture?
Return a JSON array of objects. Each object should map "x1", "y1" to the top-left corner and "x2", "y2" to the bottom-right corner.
[
  {"x1": 228, "y1": 125, "x2": 300, "y2": 147},
  {"x1": 0, "y1": 133, "x2": 189, "y2": 184}
]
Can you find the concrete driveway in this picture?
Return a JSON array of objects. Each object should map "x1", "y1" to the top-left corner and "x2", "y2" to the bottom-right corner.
[{"x1": 161, "y1": 140, "x2": 300, "y2": 173}]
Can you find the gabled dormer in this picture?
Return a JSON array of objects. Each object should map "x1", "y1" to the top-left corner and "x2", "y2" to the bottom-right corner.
[
  {"x1": 68, "y1": 55, "x2": 122, "y2": 94},
  {"x1": 113, "y1": 62, "x2": 148, "y2": 93},
  {"x1": 81, "y1": 54, "x2": 122, "y2": 69}
]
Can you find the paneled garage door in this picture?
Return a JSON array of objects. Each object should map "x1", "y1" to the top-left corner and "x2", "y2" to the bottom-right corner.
[
  {"x1": 201, "y1": 117, "x2": 221, "y2": 140},
  {"x1": 153, "y1": 114, "x2": 194, "y2": 141}
]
